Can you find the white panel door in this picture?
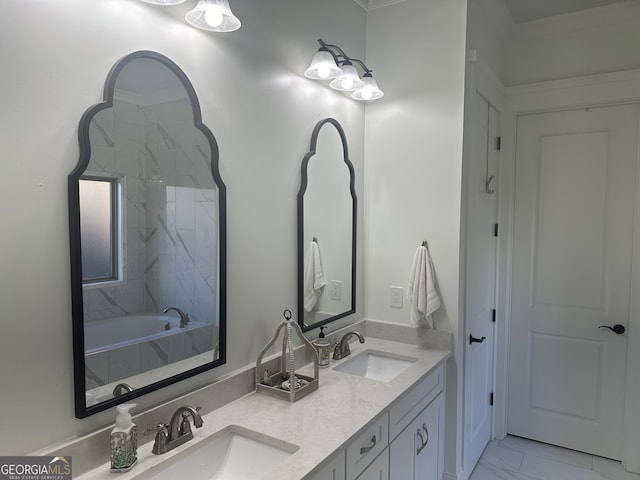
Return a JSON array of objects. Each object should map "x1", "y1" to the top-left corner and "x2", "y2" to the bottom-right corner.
[
  {"x1": 508, "y1": 104, "x2": 638, "y2": 459},
  {"x1": 463, "y1": 92, "x2": 498, "y2": 476}
]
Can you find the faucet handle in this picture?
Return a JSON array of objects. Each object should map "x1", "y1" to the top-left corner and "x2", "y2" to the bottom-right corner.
[
  {"x1": 143, "y1": 423, "x2": 167, "y2": 436},
  {"x1": 179, "y1": 412, "x2": 191, "y2": 435},
  {"x1": 179, "y1": 406, "x2": 203, "y2": 435},
  {"x1": 332, "y1": 341, "x2": 341, "y2": 360},
  {"x1": 143, "y1": 423, "x2": 168, "y2": 455}
]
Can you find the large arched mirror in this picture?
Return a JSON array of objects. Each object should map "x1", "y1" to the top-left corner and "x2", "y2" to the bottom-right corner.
[
  {"x1": 297, "y1": 118, "x2": 356, "y2": 332},
  {"x1": 69, "y1": 51, "x2": 226, "y2": 418}
]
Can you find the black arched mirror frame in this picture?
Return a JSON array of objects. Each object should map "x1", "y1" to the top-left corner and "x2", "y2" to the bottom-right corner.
[
  {"x1": 69, "y1": 50, "x2": 227, "y2": 418},
  {"x1": 297, "y1": 118, "x2": 357, "y2": 332}
]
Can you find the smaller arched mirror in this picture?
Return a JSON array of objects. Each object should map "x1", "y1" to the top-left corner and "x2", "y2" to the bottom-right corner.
[
  {"x1": 69, "y1": 51, "x2": 226, "y2": 418},
  {"x1": 297, "y1": 118, "x2": 357, "y2": 332}
]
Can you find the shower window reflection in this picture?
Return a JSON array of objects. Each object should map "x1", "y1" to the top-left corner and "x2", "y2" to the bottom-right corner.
[{"x1": 79, "y1": 175, "x2": 121, "y2": 283}]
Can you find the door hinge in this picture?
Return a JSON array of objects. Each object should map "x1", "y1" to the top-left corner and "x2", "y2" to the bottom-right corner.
[
  {"x1": 492, "y1": 309, "x2": 496, "y2": 323},
  {"x1": 496, "y1": 136, "x2": 502, "y2": 151},
  {"x1": 493, "y1": 223, "x2": 498, "y2": 237},
  {"x1": 490, "y1": 393, "x2": 494, "y2": 406}
]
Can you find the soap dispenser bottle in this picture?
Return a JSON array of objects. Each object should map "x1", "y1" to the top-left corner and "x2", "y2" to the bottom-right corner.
[
  {"x1": 313, "y1": 327, "x2": 331, "y2": 367},
  {"x1": 110, "y1": 403, "x2": 138, "y2": 473}
]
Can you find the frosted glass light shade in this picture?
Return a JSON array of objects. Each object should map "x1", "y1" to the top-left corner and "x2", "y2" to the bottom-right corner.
[
  {"x1": 185, "y1": 0, "x2": 241, "y2": 32},
  {"x1": 138, "y1": 0, "x2": 186, "y2": 4},
  {"x1": 304, "y1": 51, "x2": 342, "y2": 80},
  {"x1": 351, "y1": 74, "x2": 384, "y2": 101},
  {"x1": 329, "y1": 64, "x2": 364, "y2": 92}
]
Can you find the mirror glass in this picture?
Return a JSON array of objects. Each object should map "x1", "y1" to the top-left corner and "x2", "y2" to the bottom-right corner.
[
  {"x1": 297, "y1": 118, "x2": 356, "y2": 332},
  {"x1": 69, "y1": 51, "x2": 226, "y2": 418}
]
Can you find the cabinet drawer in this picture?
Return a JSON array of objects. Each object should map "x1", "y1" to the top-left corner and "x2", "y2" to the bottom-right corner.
[
  {"x1": 389, "y1": 363, "x2": 444, "y2": 440},
  {"x1": 346, "y1": 413, "x2": 389, "y2": 480}
]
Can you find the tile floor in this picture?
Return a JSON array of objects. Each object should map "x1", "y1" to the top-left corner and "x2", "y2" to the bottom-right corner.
[{"x1": 469, "y1": 435, "x2": 640, "y2": 480}]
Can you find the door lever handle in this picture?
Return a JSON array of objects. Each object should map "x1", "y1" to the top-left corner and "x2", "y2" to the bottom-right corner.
[
  {"x1": 469, "y1": 334, "x2": 487, "y2": 345},
  {"x1": 598, "y1": 324, "x2": 625, "y2": 335}
]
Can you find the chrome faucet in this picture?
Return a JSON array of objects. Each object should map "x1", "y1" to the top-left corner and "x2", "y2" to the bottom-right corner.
[
  {"x1": 163, "y1": 306, "x2": 190, "y2": 328},
  {"x1": 112, "y1": 383, "x2": 134, "y2": 397},
  {"x1": 145, "y1": 405, "x2": 203, "y2": 455},
  {"x1": 333, "y1": 331, "x2": 365, "y2": 360}
]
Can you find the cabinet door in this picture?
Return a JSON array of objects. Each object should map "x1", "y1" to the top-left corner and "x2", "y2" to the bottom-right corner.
[
  {"x1": 415, "y1": 393, "x2": 444, "y2": 480},
  {"x1": 390, "y1": 393, "x2": 444, "y2": 480},
  {"x1": 355, "y1": 449, "x2": 388, "y2": 480},
  {"x1": 389, "y1": 417, "x2": 419, "y2": 480}
]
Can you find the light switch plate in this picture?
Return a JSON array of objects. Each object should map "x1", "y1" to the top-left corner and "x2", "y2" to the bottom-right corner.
[
  {"x1": 331, "y1": 280, "x2": 342, "y2": 300},
  {"x1": 390, "y1": 286, "x2": 403, "y2": 308}
]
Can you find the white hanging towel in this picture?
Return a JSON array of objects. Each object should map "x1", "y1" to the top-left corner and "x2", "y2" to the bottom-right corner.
[
  {"x1": 407, "y1": 245, "x2": 441, "y2": 328},
  {"x1": 303, "y1": 240, "x2": 326, "y2": 312}
]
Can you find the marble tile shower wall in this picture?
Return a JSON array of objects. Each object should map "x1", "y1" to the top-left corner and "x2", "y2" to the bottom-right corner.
[{"x1": 82, "y1": 95, "x2": 218, "y2": 329}]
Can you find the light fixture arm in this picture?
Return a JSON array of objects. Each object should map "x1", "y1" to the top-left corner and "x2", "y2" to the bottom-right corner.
[{"x1": 317, "y1": 39, "x2": 373, "y2": 76}]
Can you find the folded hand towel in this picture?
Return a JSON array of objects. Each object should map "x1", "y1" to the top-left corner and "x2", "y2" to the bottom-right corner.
[
  {"x1": 303, "y1": 241, "x2": 326, "y2": 312},
  {"x1": 407, "y1": 245, "x2": 441, "y2": 328}
]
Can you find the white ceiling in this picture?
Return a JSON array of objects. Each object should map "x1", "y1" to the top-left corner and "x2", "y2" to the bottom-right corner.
[
  {"x1": 359, "y1": 0, "x2": 631, "y2": 24},
  {"x1": 502, "y1": 0, "x2": 628, "y2": 23}
]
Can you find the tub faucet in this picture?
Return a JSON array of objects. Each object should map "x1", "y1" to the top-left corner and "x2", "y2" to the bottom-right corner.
[
  {"x1": 333, "y1": 331, "x2": 365, "y2": 360},
  {"x1": 163, "y1": 306, "x2": 190, "y2": 328},
  {"x1": 145, "y1": 405, "x2": 203, "y2": 455},
  {"x1": 112, "y1": 383, "x2": 134, "y2": 397}
]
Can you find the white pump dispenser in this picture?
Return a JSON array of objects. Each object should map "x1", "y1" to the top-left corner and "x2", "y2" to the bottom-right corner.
[
  {"x1": 114, "y1": 403, "x2": 134, "y2": 429},
  {"x1": 110, "y1": 403, "x2": 138, "y2": 472}
]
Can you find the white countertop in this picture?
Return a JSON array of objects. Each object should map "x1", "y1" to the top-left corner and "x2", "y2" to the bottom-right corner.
[{"x1": 78, "y1": 337, "x2": 450, "y2": 480}]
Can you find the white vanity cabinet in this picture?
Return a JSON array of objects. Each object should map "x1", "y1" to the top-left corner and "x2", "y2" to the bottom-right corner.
[
  {"x1": 388, "y1": 363, "x2": 445, "y2": 480},
  {"x1": 356, "y1": 450, "x2": 389, "y2": 480},
  {"x1": 389, "y1": 365, "x2": 444, "y2": 480},
  {"x1": 306, "y1": 363, "x2": 445, "y2": 480},
  {"x1": 389, "y1": 392, "x2": 444, "y2": 480},
  {"x1": 309, "y1": 451, "x2": 346, "y2": 480}
]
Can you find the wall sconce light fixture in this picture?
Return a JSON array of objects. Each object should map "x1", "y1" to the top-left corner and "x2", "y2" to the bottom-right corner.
[
  {"x1": 137, "y1": 0, "x2": 241, "y2": 32},
  {"x1": 304, "y1": 39, "x2": 384, "y2": 101},
  {"x1": 185, "y1": 0, "x2": 241, "y2": 32}
]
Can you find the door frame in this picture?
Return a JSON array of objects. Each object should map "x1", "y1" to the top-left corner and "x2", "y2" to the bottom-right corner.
[{"x1": 495, "y1": 67, "x2": 640, "y2": 473}]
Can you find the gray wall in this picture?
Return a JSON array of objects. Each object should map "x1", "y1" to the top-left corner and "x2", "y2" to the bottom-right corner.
[
  {"x1": 0, "y1": 0, "x2": 366, "y2": 454},
  {"x1": 363, "y1": 1, "x2": 467, "y2": 477}
]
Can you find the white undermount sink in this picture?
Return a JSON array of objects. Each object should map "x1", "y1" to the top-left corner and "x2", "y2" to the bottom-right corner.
[
  {"x1": 333, "y1": 349, "x2": 417, "y2": 382},
  {"x1": 132, "y1": 425, "x2": 298, "y2": 480}
]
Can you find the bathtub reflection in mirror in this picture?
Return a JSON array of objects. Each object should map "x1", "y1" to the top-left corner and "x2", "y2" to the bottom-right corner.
[
  {"x1": 69, "y1": 51, "x2": 226, "y2": 418},
  {"x1": 297, "y1": 118, "x2": 356, "y2": 332}
]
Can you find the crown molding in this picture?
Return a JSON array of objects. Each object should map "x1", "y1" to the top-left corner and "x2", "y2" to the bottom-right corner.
[
  {"x1": 354, "y1": 0, "x2": 409, "y2": 11},
  {"x1": 469, "y1": 0, "x2": 515, "y2": 40},
  {"x1": 510, "y1": 0, "x2": 640, "y2": 39}
]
